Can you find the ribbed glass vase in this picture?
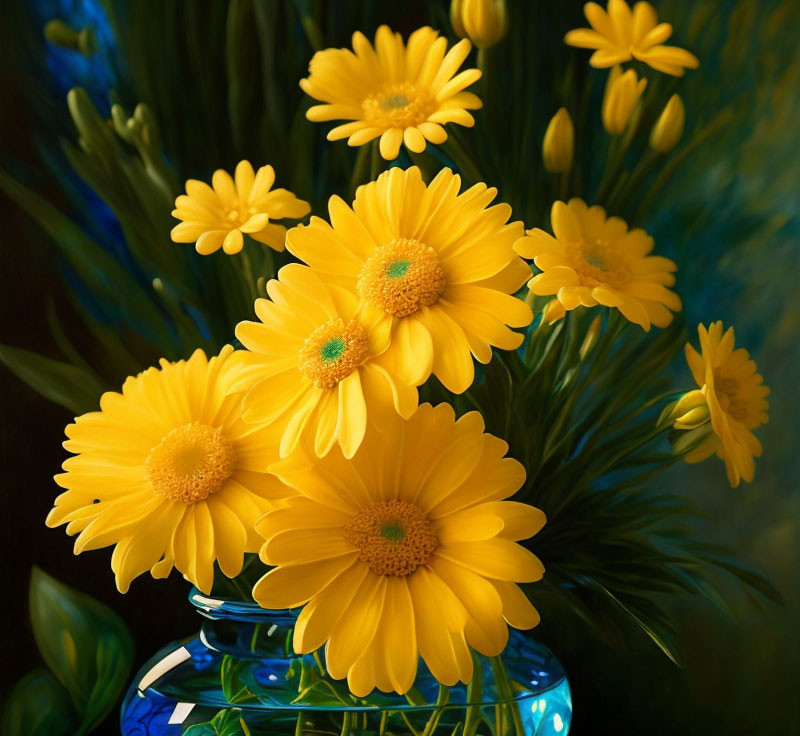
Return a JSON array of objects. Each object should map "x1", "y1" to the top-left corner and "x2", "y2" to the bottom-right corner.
[{"x1": 121, "y1": 589, "x2": 572, "y2": 735}]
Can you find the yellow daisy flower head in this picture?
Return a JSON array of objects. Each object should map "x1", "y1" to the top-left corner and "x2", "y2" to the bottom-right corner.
[
  {"x1": 285, "y1": 166, "x2": 533, "y2": 394},
  {"x1": 514, "y1": 198, "x2": 681, "y2": 330},
  {"x1": 681, "y1": 322, "x2": 770, "y2": 487},
  {"x1": 253, "y1": 403, "x2": 545, "y2": 696},
  {"x1": 565, "y1": 0, "x2": 700, "y2": 76},
  {"x1": 47, "y1": 346, "x2": 288, "y2": 594},
  {"x1": 171, "y1": 160, "x2": 310, "y2": 255},
  {"x1": 233, "y1": 264, "x2": 418, "y2": 460},
  {"x1": 300, "y1": 26, "x2": 482, "y2": 160}
]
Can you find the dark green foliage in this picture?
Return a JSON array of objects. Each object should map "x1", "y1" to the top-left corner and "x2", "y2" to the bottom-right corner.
[
  {"x1": 184, "y1": 708, "x2": 248, "y2": 736},
  {"x1": 24, "y1": 567, "x2": 134, "y2": 734},
  {"x1": 1, "y1": 669, "x2": 78, "y2": 736},
  {"x1": 456, "y1": 310, "x2": 781, "y2": 664}
]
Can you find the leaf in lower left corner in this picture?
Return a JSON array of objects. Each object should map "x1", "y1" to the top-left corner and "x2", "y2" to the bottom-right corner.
[
  {"x1": 28, "y1": 567, "x2": 135, "y2": 733},
  {"x1": 0, "y1": 668, "x2": 78, "y2": 736}
]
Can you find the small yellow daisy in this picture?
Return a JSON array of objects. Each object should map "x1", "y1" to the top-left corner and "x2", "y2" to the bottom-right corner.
[
  {"x1": 514, "y1": 198, "x2": 681, "y2": 330},
  {"x1": 233, "y1": 264, "x2": 418, "y2": 460},
  {"x1": 679, "y1": 322, "x2": 770, "y2": 487},
  {"x1": 286, "y1": 166, "x2": 532, "y2": 394},
  {"x1": 565, "y1": 0, "x2": 700, "y2": 76},
  {"x1": 300, "y1": 26, "x2": 482, "y2": 160},
  {"x1": 253, "y1": 403, "x2": 545, "y2": 696},
  {"x1": 171, "y1": 160, "x2": 310, "y2": 255},
  {"x1": 47, "y1": 347, "x2": 287, "y2": 593}
]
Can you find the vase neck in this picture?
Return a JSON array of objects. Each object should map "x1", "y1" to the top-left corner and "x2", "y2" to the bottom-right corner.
[{"x1": 189, "y1": 588, "x2": 298, "y2": 657}]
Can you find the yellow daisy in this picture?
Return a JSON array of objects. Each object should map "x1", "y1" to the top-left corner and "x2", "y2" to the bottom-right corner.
[
  {"x1": 171, "y1": 160, "x2": 310, "y2": 255},
  {"x1": 233, "y1": 264, "x2": 418, "y2": 460},
  {"x1": 253, "y1": 403, "x2": 545, "y2": 696},
  {"x1": 285, "y1": 166, "x2": 533, "y2": 394},
  {"x1": 514, "y1": 199, "x2": 681, "y2": 330},
  {"x1": 679, "y1": 322, "x2": 770, "y2": 487},
  {"x1": 565, "y1": 0, "x2": 700, "y2": 76},
  {"x1": 300, "y1": 26, "x2": 482, "y2": 160},
  {"x1": 46, "y1": 346, "x2": 286, "y2": 593}
]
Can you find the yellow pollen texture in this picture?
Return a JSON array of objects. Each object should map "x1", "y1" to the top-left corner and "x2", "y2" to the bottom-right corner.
[
  {"x1": 357, "y1": 238, "x2": 446, "y2": 317},
  {"x1": 362, "y1": 82, "x2": 434, "y2": 129},
  {"x1": 146, "y1": 422, "x2": 236, "y2": 504},
  {"x1": 298, "y1": 318, "x2": 369, "y2": 389},
  {"x1": 344, "y1": 500, "x2": 438, "y2": 577},
  {"x1": 566, "y1": 239, "x2": 630, "y2": 287}
]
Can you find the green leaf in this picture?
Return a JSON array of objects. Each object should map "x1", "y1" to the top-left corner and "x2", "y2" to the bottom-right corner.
[
  {"x1": 28, "y1": 567, "x2": 134, "y2": 734},
  {"x1": 0, "y1": 166, "x2": 173, "y2": 348},
  {"x1": 0, "y1": 344, "x2": 107, "y2": 415},
  {"x1": 1, "y1": 669, "x2": 78, "y2": 736},
  {"x1": 184, "y1": 708, "x2": 246, "y2": 736}
]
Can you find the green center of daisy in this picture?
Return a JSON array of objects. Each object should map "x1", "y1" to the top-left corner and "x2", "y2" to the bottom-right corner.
[
  {"x1": 386, "y1": 260, "x2": 410, "y2": 279},
  {"x1": 320, "y1": 336, "x2": 347, "y2": 363},
  {"x1": 357, "y1": 238, "x2": 446, "y2": 317},
  {"x1": 380, "y1": 520, "x2": 406, "y2": 542},
  {"x1": 584, "y1": 253, "x2": 605, "y2": 269},
  {"x1": 344, "y1": 500, "x2": 438, "y2": 576},
  {"x1": 299, "y1": 319, "x2": 369, "y2": 389},
  {"x1": 380, "y1": 93, "x2": 411, "y2": 110},
  {"x1": 362, "y1": 82, "x2": 435, "y2": 129}
]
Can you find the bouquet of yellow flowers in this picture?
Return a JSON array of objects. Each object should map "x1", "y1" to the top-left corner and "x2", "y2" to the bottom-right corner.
[{"x1": 1, "y1": 2, "x2": 786, "y2": 735}]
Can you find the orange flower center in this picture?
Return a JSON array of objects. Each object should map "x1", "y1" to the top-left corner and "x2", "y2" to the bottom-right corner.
[
  {"x1": 362, "y1": 82, "x2": 435, "y2": 129},
  {"x1": 357, "y1": 238, "x2": 446, "y2": 317},
  {"x1": 146, "y1": 422, "x2": 236, "y2": 504},
  {"x1": 566, "y1": 238, "x2": 631, "y2": 288},
  {"x1": 298, "y1": 318, "x2": 369, "y2": 389},
  {"x1": 344, "y1": 500, "x2": 438, "y2": 577},
  {"x1": 712, "y1": 368, "x2": 747, "y2": 422}
]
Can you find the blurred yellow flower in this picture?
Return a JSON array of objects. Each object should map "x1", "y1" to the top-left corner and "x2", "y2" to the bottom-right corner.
[
  {"x1": 47, "y1": 347, "x2": 286, "y2": 594},
  {"x1": 300, "y1": 26, "x2": 482, "y2": 160},
  {"x1": 565, "y1": 0, "x2": 700, "y2": 76},
  {"x1": 543, "y1": 107, "x2": 574, "y2": 173},
  {"x1": 680, "y1": 322, "x2": 770, "y2": 487},
  {"x1": 514, "y1": 199, "x2": 681, "y2": 330},
  {"x1": 451, "y1": 0, "x2": 508, "y2": 49},
  {"x1": 253, "y1": 403, "x2": 544, "y2": 696},
  {"x1": 602, "y1": 65, "x2": 646, "y2": 135},
  {"x1": 286, "y1": 167, "x2": 532, "y2": 394},
  {"x1": 234, "y1": 264, "x2": 418, "y2": 460},
  {"x1": 171, "y1": 161, "x2": 310, "y2": 255},
  {"x1": 650, "y1": 93, "x2": 685, "y2": 153}
]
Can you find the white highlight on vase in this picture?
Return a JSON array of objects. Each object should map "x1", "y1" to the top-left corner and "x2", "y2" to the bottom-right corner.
[{"x1": 138, "y1": 646, "x2": 192, "y2": 691}]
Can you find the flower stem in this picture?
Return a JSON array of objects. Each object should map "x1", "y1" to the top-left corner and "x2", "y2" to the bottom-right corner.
[
  {"x1": 490, "y1": 656, "x2": 525, "y2": 736},
  {"x1": 350, "y1": 143, "x2": 371, "y2": 195},
  {"x1": 339, "y1": 711, "x2": 354, "y2": 736},
  {"x1": 442, "y1": 135, "x2": 483, "y2": 184},
  {"x1": 635, "y1": 108, "x2": 733, "y2": 220}
]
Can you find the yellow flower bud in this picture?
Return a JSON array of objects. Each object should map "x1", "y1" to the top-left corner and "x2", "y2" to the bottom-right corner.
[
  {"x1": 44, "y1": 19, "x2": 96, "y2": 56},
  {"x1": 602, "y1": 66, "x2": 647, "y2": 135},
  {"x1": 650, "y1": 94, "x2": 685, "y2": 154},
  {"x1": 455, "y1": 0, "x2": 508, "y2": 49},
  {"x1": 450, "y1": 0, "x2": 467, "y2": 38},
  {"x1": 669, "y1": 389, "x2": 711, "y2": 430},
  {"x1": 543, "y1": 108, "x2": 574, "y2": 173}
]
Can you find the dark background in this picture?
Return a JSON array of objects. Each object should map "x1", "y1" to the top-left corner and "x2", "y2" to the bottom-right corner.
[{"x1": 1, "y1": 0, "x2": 798, "y2": 734}]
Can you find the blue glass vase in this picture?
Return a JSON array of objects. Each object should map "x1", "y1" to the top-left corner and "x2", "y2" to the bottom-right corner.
[{"x1": 121, "y1": 589, "x2": 572, "y2": 735}]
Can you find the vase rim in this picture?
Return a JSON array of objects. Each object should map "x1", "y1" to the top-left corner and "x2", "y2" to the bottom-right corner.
[{"x1": 188, "y1": 587, "x2": 299, "y2": 622}]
